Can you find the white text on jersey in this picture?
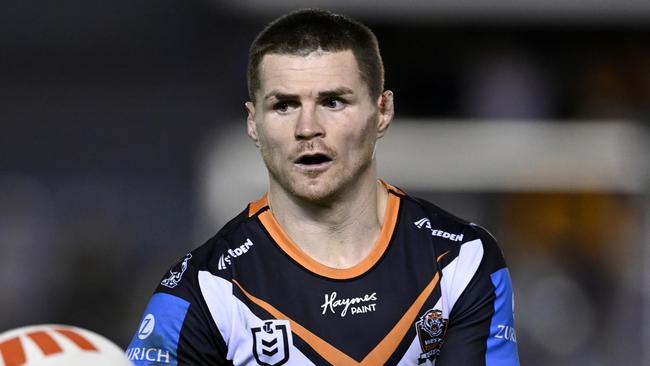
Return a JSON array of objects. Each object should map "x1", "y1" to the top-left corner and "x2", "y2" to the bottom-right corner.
[
  {"x1": 414, "y1": 218, "x2": 464, "y2": 242},
  {"x1": 496, "y1": 324, "x2": 517, "y2": 343},
  {"x1": 126, "y1": 347, "x2": 171, "y2": 363},
  {"x1": 218, "y1": 238, "x2": 254, "y2": 270},
  {"x1": 320, "y1": 291, "x2": 378, "y2": 317}
]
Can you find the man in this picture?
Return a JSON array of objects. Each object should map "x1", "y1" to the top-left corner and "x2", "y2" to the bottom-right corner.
[{"x1": 127, "y1": 9, "x2": 519, "y2": 366}]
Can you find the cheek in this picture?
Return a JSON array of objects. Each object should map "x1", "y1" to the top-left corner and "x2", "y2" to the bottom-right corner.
[
  {"x1": 258, "y1": 130, "x2": 288, "y2": 165},
  {"x1": 339, "y1": 128, "x2": 377, "y2": 163}
]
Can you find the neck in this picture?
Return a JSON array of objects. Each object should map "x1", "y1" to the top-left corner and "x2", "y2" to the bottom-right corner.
[{"x1": 268, "y1": 177, "x2": 388, "y2": 269}]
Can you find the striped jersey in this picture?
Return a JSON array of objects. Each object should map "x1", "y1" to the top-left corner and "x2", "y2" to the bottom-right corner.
[{"x1": 127, "y1": 182, "x2": 520, "y2": 365}]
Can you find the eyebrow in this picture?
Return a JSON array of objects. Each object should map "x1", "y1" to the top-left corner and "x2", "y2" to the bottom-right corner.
[{"x1": 264, "y1": 87, "x2": 355, "y2": 102}]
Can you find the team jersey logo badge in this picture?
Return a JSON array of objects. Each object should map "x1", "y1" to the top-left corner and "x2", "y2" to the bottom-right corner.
[
  {"x1": 161, "y1": 253, "x2": 192, "y2": 288},
  {"x1": 251, "y1": 320, "x2": 291, "y2": 366},
  {"x1": 415, "y1": 308, "x2": 448, "y2": 364}
]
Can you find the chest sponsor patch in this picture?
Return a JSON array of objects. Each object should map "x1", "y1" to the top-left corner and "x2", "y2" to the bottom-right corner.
[{"x1": 320, "y1": 291, "x2": 378, "y2": 317}]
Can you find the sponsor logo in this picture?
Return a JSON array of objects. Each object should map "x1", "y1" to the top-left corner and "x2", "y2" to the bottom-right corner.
[
  {"x1": 126, "y1": 347, "x2": 171, "y2": 363},
  {"x1": 320, "y1": 291, "x2": 378, "y2": 318},
  {"x1": 251, "y1": 320, "x2": 291, "y2": 366},
  {"x1": 495, "y1": 324, "x2": 517, "y2": 343},
  {"x1": 414, "y1": 218, "x2": 464, "y2": 242},
  {"x1": 415, "y1": 308, "x2": 448, "y2": 364},
  {"x1": 127, "y1": 293, "x2": 188, "y2": 366},
  {"x1": 161, "y1": 253, "x2": 192, "y2": 289},
  {"x1": 137, "y1": 314, "x2": 155, "y2": 340},
  {"x1": 218, "y1": 238, "x2": 254, "y2": 270}
]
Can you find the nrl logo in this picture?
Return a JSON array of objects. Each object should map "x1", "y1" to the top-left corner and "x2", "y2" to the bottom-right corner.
[
  {"x1": 251, "y1": 320, "x2": 291, "y2": 366},
  {"x1": 161, "y1": 253, "x2": 192, "y2": 289},
  {"x1": 415, "y1": 308, "x2": 448, "y2": 364}
]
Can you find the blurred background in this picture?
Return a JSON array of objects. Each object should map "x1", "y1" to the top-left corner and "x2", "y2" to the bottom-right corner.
[{"x1": 1, "y1": 0, "x2": 648, "y2": 365}]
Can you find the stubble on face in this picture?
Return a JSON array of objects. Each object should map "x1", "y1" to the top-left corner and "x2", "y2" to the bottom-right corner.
[
  {"x1": 251, "y1": 51, "x2": 382, "y2": 206},
  {"x1": 260, "y1": 110, "x2": 380, "y2": 206}
]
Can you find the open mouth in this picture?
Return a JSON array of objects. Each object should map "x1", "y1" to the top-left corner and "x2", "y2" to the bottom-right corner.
[{"x1": 294, "y1": 153, "x2": 332, "y2": 166}]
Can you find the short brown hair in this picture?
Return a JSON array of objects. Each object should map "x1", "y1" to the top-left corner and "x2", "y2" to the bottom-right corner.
[{"x1": 247, "y1": 9, "x2": 384, "y2": 103}]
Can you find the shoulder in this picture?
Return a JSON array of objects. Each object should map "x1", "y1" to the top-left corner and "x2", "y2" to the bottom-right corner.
[
  {"x1": 152, "y1": 204, "x2": 260, "y2": 297},
  {"x1": 398, "y1": 191, "x2": 506, "y2": 271},
  {"x1": 399, "y1": 191, "x2": 495, "y2": 240},
  {"x1": 182, "y1": 206, "x2": 259, "y2": 269}
]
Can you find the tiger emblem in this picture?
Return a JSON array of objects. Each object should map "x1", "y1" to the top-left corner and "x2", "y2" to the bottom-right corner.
[
  {"x1": 420, "y1": 309, "x2": 446, "y2": 337},
  {"x1": 415, "y1": 308, "x2": 448, "y2": 364}
]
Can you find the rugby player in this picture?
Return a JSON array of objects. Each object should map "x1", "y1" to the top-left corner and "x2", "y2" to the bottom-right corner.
[{"x1": 127, "y1": 9, "x2": 520, "y2": 365}]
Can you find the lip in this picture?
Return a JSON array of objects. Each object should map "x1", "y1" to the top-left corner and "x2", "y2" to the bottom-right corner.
[
  {"x1": 293, "y1": 160, "x2": 333, "y2": 173},
  {"x1": 291, "y1": 148, "x2": 335, "y2": 174}
]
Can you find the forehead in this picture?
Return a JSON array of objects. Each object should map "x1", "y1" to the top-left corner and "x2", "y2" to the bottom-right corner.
[{"x1": 257, "y1": 50, "x2": 367, "y2": 98}]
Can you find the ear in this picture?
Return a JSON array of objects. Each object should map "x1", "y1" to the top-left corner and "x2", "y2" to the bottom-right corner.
[
  {"x1": 376, "y1": 90, "x2": 394, "y2": 139},
  {"x1": 245, "y1": 101, "x2": 260, "y2": 148}
]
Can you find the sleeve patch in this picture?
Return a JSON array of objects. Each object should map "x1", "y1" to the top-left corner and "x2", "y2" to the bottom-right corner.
[
  {"x1": 486, "y1": 268, "x2": 520, "y2": 366},
  {"x1": 127, "y1": 293, "x2": 190, "y2": 365}
]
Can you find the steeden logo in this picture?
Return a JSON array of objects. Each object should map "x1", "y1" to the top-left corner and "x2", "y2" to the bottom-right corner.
[
  {"x1": 217, "y1": 238, "x2": 254, "y2": 270},
  {"x1": 414, "y1": 218, "x2": 464, "y2": 242}
]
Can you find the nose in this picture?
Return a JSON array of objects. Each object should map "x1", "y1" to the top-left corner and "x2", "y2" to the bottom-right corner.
[{"x1": 294, "y1": 106, "x2": 325, "y2": 140}]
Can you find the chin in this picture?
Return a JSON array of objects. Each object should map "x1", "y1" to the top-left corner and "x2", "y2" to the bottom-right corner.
[{"x1": 289, "y1": 179, "x2": 340, "y2": 204}]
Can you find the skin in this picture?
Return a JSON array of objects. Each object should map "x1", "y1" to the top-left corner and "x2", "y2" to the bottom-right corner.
[{"x1": 245, "y1": 49, "x2": 394, "y2": 268}]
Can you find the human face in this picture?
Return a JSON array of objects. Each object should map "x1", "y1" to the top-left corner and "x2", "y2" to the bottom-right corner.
[{"x1": 246, "y1": 50, "x2": 394, "y2": 203}]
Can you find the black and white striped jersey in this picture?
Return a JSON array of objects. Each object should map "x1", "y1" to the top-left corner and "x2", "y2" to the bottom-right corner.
[{"x1": 127, "y1": 182, "x2": 519, "y2": 366}]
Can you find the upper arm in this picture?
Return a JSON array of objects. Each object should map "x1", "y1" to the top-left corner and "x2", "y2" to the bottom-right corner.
[
  {"x1": 436, "y1": 228, "x2": 520, "y2": 366},
  {"x1": 126, "y1": 256, "x2": 229, "y2": 366}
]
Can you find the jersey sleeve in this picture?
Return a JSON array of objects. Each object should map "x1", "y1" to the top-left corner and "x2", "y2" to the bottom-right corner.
[
  {"x1": 436, "y1": 225, "x2": 520, "y2": 366},
  {"x1": 126, "y1": 253, "x2": 230, "y2": 366}
]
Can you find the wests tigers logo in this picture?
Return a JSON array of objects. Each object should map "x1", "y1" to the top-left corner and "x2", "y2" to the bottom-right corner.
[{"x1": 415, "y1": 308, "x2": 448, "y2": 364}]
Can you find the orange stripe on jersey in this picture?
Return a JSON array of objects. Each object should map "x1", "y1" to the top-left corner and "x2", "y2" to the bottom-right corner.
[
  {"x1": 360, "y1": 251, "x2": 449, "y2": 365},
  {"x1": 257, "y1": 191, "x2": 400, "y2": 280},
  {"x1": 380, "y1": 180, "x2": 405, "y2": 195},
  {"x1": 248, "y1": 194, "x2": 269, "y2": 217},
  {"x1": 234, "y1": 251, "x2": 449, "y2": 365},
  {"x1": 233, "y1": 279, "x2": 360, "y2": 365},
  {"x1": 27, "y1": 331, "x2": 63, "y2": 355},
  {"x1": 54, "y1": 329, "x2": 98, "y2": 351},
  {"x1": 0, "y1": 337, "x2": 26, "y2": 366}
]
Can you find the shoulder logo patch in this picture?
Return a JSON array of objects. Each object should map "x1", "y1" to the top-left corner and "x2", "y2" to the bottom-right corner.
[
  {"x1": 251, "y1": 320, "x2": 291, "y2": 366},
  {"x1": 137, "y1": 314, "x2": 155, "y2": 340},
  {"x1": 217, "y1": 238, "x2": 254, "y2": 270},
  {"x1": 414, "y1": 218, "x2": 464, "y2": 242},
  {"x1": 161, "y1": 253, "x2": 192, "y2": 289},
  {"x1": 127, "y1": 293, "x2": 190, "y2": 364},
  {"x1": 415, "y1": 308, "x2": 448, "y2": 364}
]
